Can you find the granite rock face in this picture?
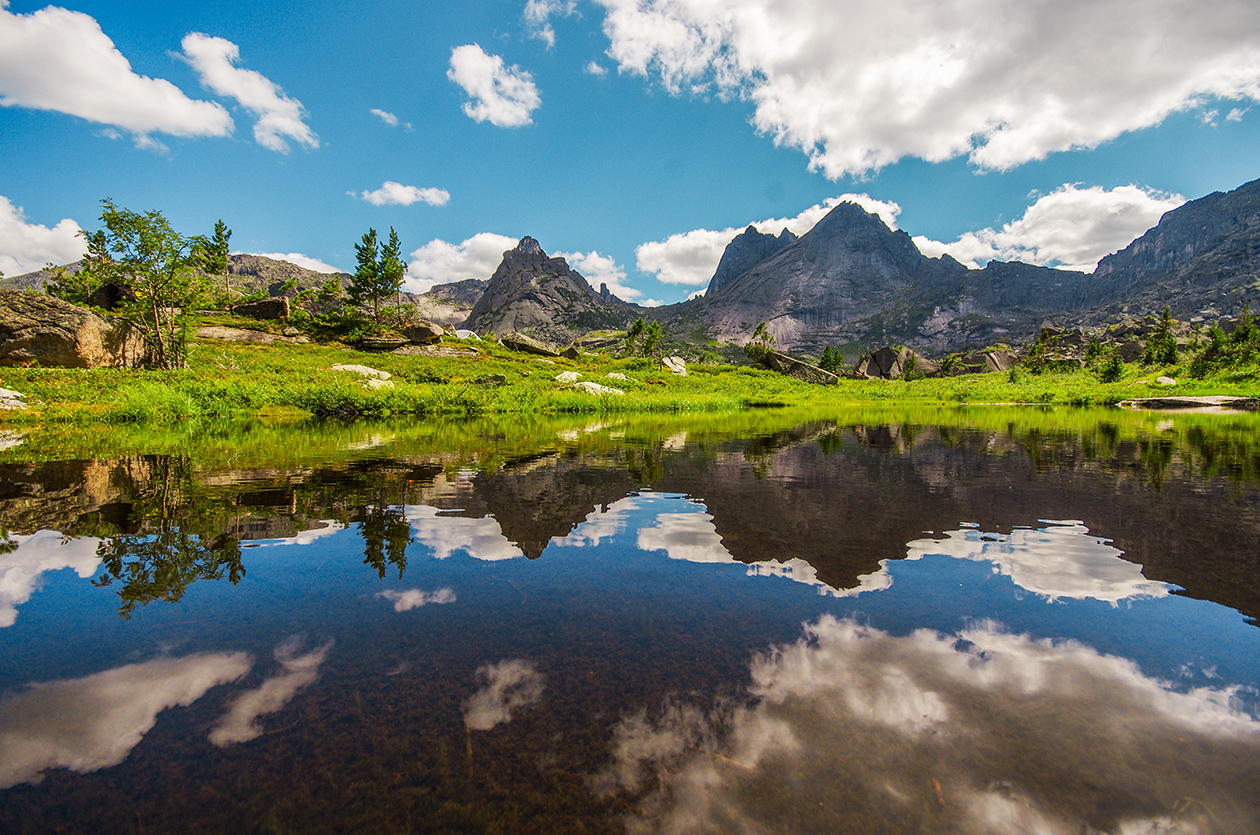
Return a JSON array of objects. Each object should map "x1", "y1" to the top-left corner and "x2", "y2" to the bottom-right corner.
[
  {"x1": 501, "y1": 331, "x2": 561, "y2": 357},
  {"x1": 0, "y1": 291, "x2": 149, "y2": 368},
  {"x1": 233, "y1": 296, "x2": 290, "y2": 320},
  {"x1": 856, "y1": 346, "x2": 939, "y2": 379},
  {"x1": 706, "y1": 225, "x2": 798, "y2": 297},
  {"x1": 762, "y1": 350, "x2": 838, "y2": 385},
  {"x1": 464, "y1": 237, "x2": 630, "y2": 342}
]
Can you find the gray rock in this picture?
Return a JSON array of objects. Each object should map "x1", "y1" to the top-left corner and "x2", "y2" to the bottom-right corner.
[
  {"x1": 331, "y1": 364, "x2": 391, "y2": 380},
  {"x1": 856, "y1": 346, "x2": 938, "y2": 379},
  {"x1": 0, "y1": 387, "x2": 27, "y2": 409},
  {"x1": 197, "y1": 326, "x2": 308, "y2": 345},
  {"x1": 87, "y1": 282, "x2": 135, "y2": 311},
  {"x1": 661, "y1": 356, "x2": 687, "y2": 376},
  {"x1": 474, "y1": 374, "x2": 506, "y2": 387},
  {"x1": 501, "y1": 332, "x2": 561, "y2": 357},
  {"x1": 561, "y1": 345, "x2": 580, "y2": 360},
  {"x1": 359, "y1": 335, "x2": 409, "y2": 351},
  {"x1": 763, "y1": 350, "x2": 839, "y2": 385},
  {"x1": 571, "y1": 381, "x2": 624, "y2": 395},
  {"x1": 1156, "y1": 376, "x2": 1177, "y2": 386},
  {"x1": 1116, "y1": 341, "x2": 1145, "y2": 362},
  {"x1": 0, "y1": 290, "x2": 149, "y2": 368},
  {"x1": 555, "y1": 371, "x2": 582, "y2": 384},
  {"x1": 403, "y1": 320, "x2": 445, "y2": 344},
  {"x1": 233, "y1": 296, "x2": 290, "y2": 320}
]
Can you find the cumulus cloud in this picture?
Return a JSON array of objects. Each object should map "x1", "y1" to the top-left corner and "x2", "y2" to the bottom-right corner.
[
  {"x1": 0, "y1": 3, "x2": 231, "y2": 146},
  {"x1": 355, "y1": 181, "x2": 450, "y2": 207},
  {"x1": 180, "y1": 33, "x2": 318, "y2": 152},
  {"x1": 240, "y1": 251, "x2": 342, "y2": 274},
  {"x1": 404, "y1": 505, "x2": 525, "y2": 561},
  {"x1": 0, "y1": 652, "x2": 251, "y2": 788},
  {"x1": 209, "y1": 637, "x2": 332, "y2": 747},
  {"x1": 585, "y1": 61, "x2": 608, "y2": 76},
  {"x1": 556, "y1": 249, "x2": 641, "y2": 301},
  {"x1": 0, "y1": 196, "x2": 85, "y2": 276},
  {"x1": 593, "y1": 0, "x2": 1260, "y2": 177},
  {"x1": 600, "y1": 615, "x2": 1260, "y2": 833},
  {"x1": 524, "y1": 0, "x2": 577, "y2": 48},
  {"x1": 369, "y1": 107, "x2": 398, "y2": 126},
  {"x1": 403, "y1": 232, "x2": 518, "y2": 294},
  {"x1": 0, "y1": 530, "x2": 102, "y2": 627},
  {"x1": 636, "y1": 194, "x2": 900, "y2": 286},
  {"x1": 913, "y1": 184, "x2": 1186, "y2": 272},
  {"x1": 376, "y1": 587, "x2": 457, "y2": 612},
  {"x1": 463, "y1": 659, "x2": 545, "y2": 730},
  {"x1": 447, "y1": 44, "x2": 541, "y2": 128}
]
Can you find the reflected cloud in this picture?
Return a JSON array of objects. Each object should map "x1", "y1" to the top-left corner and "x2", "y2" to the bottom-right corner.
[
  {"x1": 553, "y1": 496, "x2": 640, "y2": 548},
  {"x1": 0, "y1": 652, "x2": 251, "y2": 788},
  {"x1": 258, "y1": 520, "x2": 345, "y2": 547},
  {"x1": 209, "y1": 637, "x2": 333, "y2": 747},
  {"x1": 0, "y1": 530, "x2": 103, "y2": 627},
  {"x1": 376, "y1": 587, "x2": 456, "y2": 611},
  {"x1": 404, "y1": 505, "x2": 524, "y2": 561},
  {"x1": 601, "y1": 616, "x2": 1260, "y2": 834},
  {"x1": 901, "y1": 521, "x2": 1172, "y2": 602},
  {"x1": 463, "y1": 659, "x2": 544, "y2": 731}
]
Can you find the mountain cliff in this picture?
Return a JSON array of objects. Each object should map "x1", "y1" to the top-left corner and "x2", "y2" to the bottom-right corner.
[
  {"x1": 706, "y1": 225, "x2": 798, "y2": 296},
  {"x1": 464, "y1": 237, "x2": 631, "y2": 340}
]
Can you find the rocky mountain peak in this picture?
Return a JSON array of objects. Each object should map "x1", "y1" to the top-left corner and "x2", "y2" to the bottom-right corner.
[
  {"x1": 706, "y1": 224, "x2": 799, "y2": 296},
  {"x1": 514, "y1": 236, "x2": 544, "y2": 256}
]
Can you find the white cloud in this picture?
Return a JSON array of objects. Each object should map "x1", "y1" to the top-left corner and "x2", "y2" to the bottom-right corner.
[
  {"x1": 0, "y1": 196, "x2": 85, "y2": 276},
  {"x1": 1228, "y1": 107, "x2": 1249, "y2": 122},
  {"x1": 241, "y1": 251, "x2": 342, "y2": 274},
  {"x1": 209, "y1": 637, "x2": 332, "y2": 746},
  {"x1": 640, "y1": 298, "x2": 664, "y2": 307},
  {"x1": 404, "y1": 505, "x2": 525, "y2": 561},
  {"x1": 600, "y1": 615, "x2": 1260, "y2": 833},
  {"x1": 636, "y1": 194, "x2": 899, "y2": 286},
  {"x1": 585, "y1": 61, "x2": 608, "y2": 76},
  {"x1": 913, "y1": 184, "x2": 1186, "y2": 272},
  {"x1": 0, "y1": 530, "x2": 101, "y2": 627},
  {"x1": 0, "y1": 3, "x2": 231, "y2": 146},
  {"x1": 180, "y1": 33, "x2": 318, "y2": 153},
  {"x1": 463, "y1": 659, "x2": 545, "y2": 730},
  {"x1": 376, "y1": 587, "x2": 457, "y2": 612},
  {"x1": 447, "y1": 44, "x2": 541, "y2": 128},
  {"x1": 256, "y1": 520, "x2": 345, "y2": 547},
  {"x1": 524, "y1": 0, "x2": 576, "y2": 48},
  {"x1": 403, "y1": 233, "x2": 518, "y2": 294},
  {"x1": 369, "y1": 107, "x2": 398, "y2": 126},
  {"x1": 355, "y1": 181, "x2": 450, "y2": 207},
  {"x1": 552, "y1": 497, "x2": 640, "y2": 548},
  {"x1": 0, "y1": 652, "x2": 251, "y2": 788},
  {"x1": 556, "y1": 249, "x2": 641, "y2": 301},
  {"x1": 593, "y1": 0, "x2": 1260, "y2": 178}
]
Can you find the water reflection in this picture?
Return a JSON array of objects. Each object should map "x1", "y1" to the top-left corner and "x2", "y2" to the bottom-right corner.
[
  {"x1": 1, "y1": 409, "x2": 1258, "y2": 832},
  {"x1": 0, "y1": 652, "x2": 251, "y2": 788},
  {"x1": 603, "y1": 616, "x2": 1260, "y2": 834}
]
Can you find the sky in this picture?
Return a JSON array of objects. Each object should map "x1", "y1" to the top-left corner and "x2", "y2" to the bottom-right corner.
[{"x1": 3, "y1": 0, "x2": 1260, "y2": 306}]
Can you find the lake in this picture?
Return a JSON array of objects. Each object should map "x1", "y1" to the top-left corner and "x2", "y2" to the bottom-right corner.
[{"x1": 1, "y1": 406, "x2": 1259, "y2": 833}]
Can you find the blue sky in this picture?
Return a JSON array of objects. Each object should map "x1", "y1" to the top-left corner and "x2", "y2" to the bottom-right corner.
[{"x1": 3, "y1": 0, "x2": 1260, "y2": 305}]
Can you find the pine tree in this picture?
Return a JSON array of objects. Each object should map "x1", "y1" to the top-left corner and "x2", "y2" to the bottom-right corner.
[{"x1": 348, "y1": 227, "x2": 406, "y2": 326}]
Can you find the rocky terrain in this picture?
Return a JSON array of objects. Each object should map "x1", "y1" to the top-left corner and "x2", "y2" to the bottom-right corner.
[
  {"x1": 705, "y1": 225, "x2": 798, "y2": 297},
  {"x1": 463, "y1": 237, "x2": 632, "y2": 342}
]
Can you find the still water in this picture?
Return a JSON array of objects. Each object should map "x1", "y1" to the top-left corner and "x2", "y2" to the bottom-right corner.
[{"x1": 1, "y1": 408, "x2": 1259, "y2": 833}]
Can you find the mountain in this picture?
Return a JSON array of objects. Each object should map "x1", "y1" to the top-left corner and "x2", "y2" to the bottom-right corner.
[
  {"x1": 464, "y1": 236, "x2": 632, "y2": 341},
  {"x1": 676, "y1": 177, "x2": 1260, "y2": 354},
  {"x1": 706, "y1": 225, "x2": 797, "y2": 296}
]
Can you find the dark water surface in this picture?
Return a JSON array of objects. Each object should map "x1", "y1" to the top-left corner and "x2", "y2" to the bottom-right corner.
[{"x1": 1, "y1": 408, "x2": 1259, "y2": 833}]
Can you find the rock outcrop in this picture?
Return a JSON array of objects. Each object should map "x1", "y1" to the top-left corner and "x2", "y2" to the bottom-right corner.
[
  {"x1": 0, "y1": 291, "x2": 149, "y2": 368},
  {"x1": 762, "y1": 350, "x2": 839, "y2": 385},
  {"x1": 856, "y1": 346, "x2": 939, "y2": 379},
  {"x1": 501, "y1": 331, "x2": 561, "y2": 357},
  {"x1": 706, "y1": 225, "x2": 798, "y2": 296},
  {"x1": 233, "y1": 296, "x2": 289, "y2": 320},
  {"x1": 402, "y1": 321, "x2": 444, "y2": 344},
  {"x1": 464, "y1": 237, "x2": 630, "y2": 341}
]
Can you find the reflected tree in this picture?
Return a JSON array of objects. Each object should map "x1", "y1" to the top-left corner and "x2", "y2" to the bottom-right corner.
[
  {"x1": 94, "y1": 530, "x2": 243, "y2": 618},
  {"x1": 354, "y1": 504, "x2": 413, "y2": 579}
]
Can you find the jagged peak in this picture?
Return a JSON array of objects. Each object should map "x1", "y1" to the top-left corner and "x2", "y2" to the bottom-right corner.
[{"x1": 514, "y1": 236, "x2": 545, "y2": 256}]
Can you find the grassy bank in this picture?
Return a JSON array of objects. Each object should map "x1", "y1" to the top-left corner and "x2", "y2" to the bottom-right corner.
[{"x1": 1, "y1": 330, "x2": 1258, "y2": 426}]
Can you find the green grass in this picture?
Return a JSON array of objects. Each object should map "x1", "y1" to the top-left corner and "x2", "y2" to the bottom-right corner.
[{"x1": 1, "y1": 329, "x2": 1257, "y2": 427}]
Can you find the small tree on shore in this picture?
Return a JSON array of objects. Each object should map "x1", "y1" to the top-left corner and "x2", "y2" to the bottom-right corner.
[
  {"x1": 191, "y1": 219, "x2": 232, "y2": 296},
  {"x1": 744, "y1": 321, "x2": 775, "y2": 361},
  {"x1": 348, "y1": 226, "x2": 406, "y2": 326}
]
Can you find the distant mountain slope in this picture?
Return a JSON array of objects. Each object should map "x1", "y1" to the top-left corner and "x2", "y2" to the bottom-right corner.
[{"x1": 464, "y1": 237, "x2": 632, "y2": 341}]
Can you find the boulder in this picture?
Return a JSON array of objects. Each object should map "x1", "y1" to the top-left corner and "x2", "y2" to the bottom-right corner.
[
  {"x1": 606, "y1": 372, "x2": 629, "y2": 381},
  {"x1": 571, "y1": 381, "x2": 624, "y2": 395},
  {"x1": 561, "y1": 345, "x2": 580, "y2": 360},
  {"x1": 331, "y1": 364, "x2": 391, "y2": 380},
  {"x1": 403, "y1": 320, "x2": 444, "y2": 344},
  {"x1": 501, "y1": 332, "x2": 561, "y2": 357},
  {"x1": 474, "y1": 374, "x2": 506, "y2": 387},
  {"x1": 233, "y1": 296, "x2": 290, "y2": 320},
  {"x1": 197, "y1": 326, "x2": 308, "y2": 344},
  {"x1": 856, "y1": 346, "x2": 938, "y2": 380},
  {"x1": 1156, "y1": 376, "x2": 1177, "y2": 386},
  {"x1": 661, "y1": 356, "x2": 687, "y2": 376},
  {"x1": 555, "y1": 371, "x2": 582, "y2": 384},
  {"x1": 0, "y1": 388, "x2": 27, "y2": 410},
  {"x1": 1116, "y1": 341, "x2": 1145, "y2": 362},
  {"x1": 359, "y1": 334, "x2": 408, "y2": 351},
  {"x1": 0, "y1": 290, "x2": 149, "y2": 368},
  {"x1": 763, "y1": 350, "x2": 839, "y2": 385}
]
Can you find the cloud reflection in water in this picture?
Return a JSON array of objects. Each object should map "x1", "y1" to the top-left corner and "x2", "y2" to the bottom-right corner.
[
  {"x1": 376, "y1": 587, "x2": 456, "y2": 611},
  {"x1": 0, "y1": 530, "x2": 103, "y2": 627},
  {"x1": 209, "y1": 637, "x2": 333, "y2": 746},
  {"x1": 404, "y1": 505, "x2": 524, "y2": 561},
  {"x1": 600, "y1": 616, "x2": 1260, "y2": 834},
  {"x1": 0, "y1": 652, "x2": 251, "y2": 788},
  {"x1": 463, "y1": 659, "x2": 545, "y2": 731}
]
